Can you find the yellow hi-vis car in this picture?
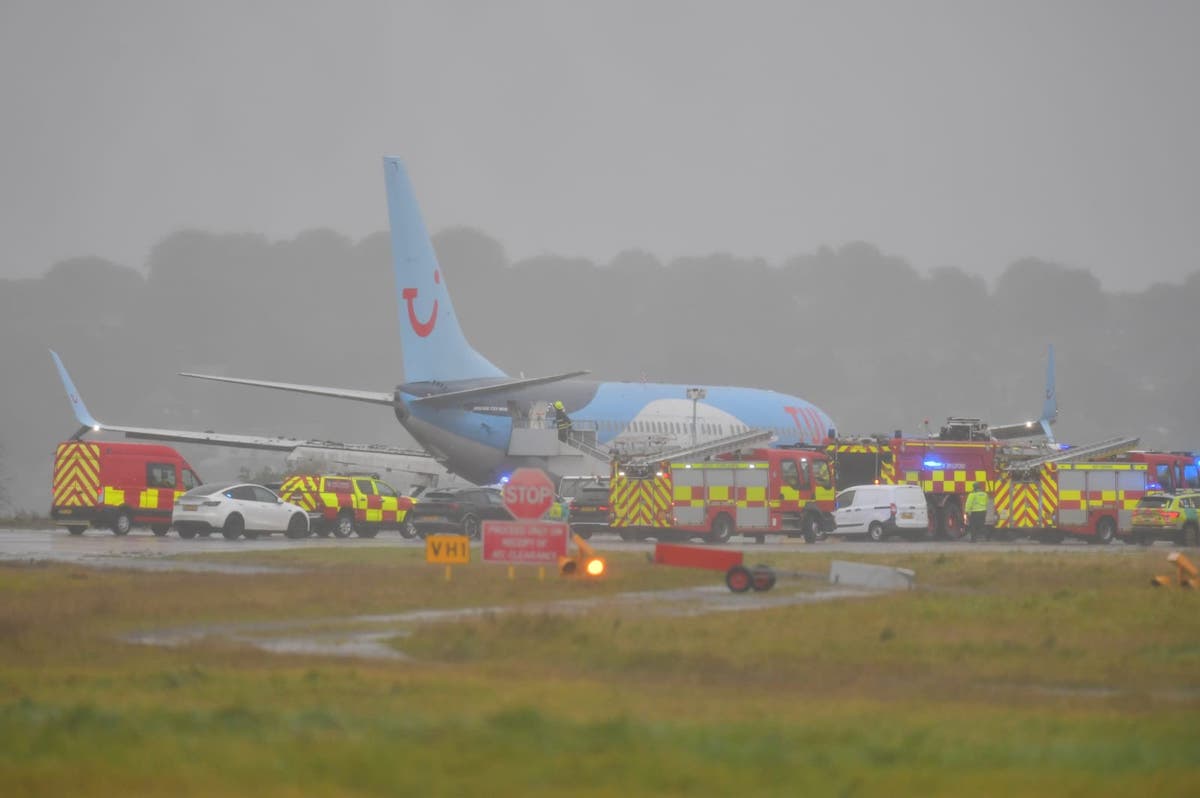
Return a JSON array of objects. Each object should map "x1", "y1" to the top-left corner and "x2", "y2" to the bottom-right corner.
[{"x1": 1130, "y1": 492, "x2": 1200, "y2": 546}]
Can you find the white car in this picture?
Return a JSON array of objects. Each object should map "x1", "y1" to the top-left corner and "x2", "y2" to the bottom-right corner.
[
  {"x1": 832, "y1": 484, "x2": 930, "y2": 542},
  {"x1": 172, "y1": 482, "x2": 313, "y2": 540}
]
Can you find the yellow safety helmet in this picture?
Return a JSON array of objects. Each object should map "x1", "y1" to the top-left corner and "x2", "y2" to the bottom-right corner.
[{"x1": 554, "y1": 401, "x2": 564, "y2": 410}]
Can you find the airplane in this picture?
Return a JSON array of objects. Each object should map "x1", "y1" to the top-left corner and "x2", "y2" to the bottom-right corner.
[
  {"x1": 931, "y1": 345, "x2": 1058, "y2": 444},
  {"x1": 166, "y1": 157, "x2": 840, "y2": 485}
]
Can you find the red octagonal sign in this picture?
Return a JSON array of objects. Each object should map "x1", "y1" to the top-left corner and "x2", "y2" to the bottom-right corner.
[{"x1": 502, "y1": 468, "x2": 556, "y2": 520}]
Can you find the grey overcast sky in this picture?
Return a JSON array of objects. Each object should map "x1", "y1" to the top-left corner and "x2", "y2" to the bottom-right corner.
[{"x1": 1, "y1": 0, "x2": 1196, "y2": 291}]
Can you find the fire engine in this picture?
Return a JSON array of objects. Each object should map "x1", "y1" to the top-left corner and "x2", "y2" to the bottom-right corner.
[
  {"x1": 1105, "y1": 451, "x2": 1200, "y2": 494},
  {"x1": 609, "y1": 446, "x2": 836, "y2": 543},
  {"x1": 825, "y1": 426, "x2": 1008, "y2": 539},
  {"x1": 991, "y1": 459, "x2": 1148, "y2": 543},
  {"x1": 823, "y1": 421, "x2": 1150, "y2": 542}
]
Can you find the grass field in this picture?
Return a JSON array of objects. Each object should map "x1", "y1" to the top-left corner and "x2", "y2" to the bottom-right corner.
[{"x1": 0, "y1": 545, "x2": 1197, "y2": 796}]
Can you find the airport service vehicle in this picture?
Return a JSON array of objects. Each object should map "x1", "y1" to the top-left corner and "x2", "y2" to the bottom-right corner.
[
  {"x1": 172, "y1": 482, "x2": 311, "y2": 540},
  {"x1": 609, "y1": 447, "x2": 836, "y2": 544},
  {"x1": 567, "y1": 482, "x2": 611, "y2": 540},
  {"x1": 558, "y1": 475, "x2": 608, "y2": 501},
  {"x1": 1129, "y1": 492, "x2": 1200, "y2": 546},
  {"x1": 51, "y1": 440, "x2": 203, "y2": 536},
  {"x1": 407, "y1": 487, "x2": 511, "y2": 539},
  {"x1": 277, "y1": 474, "x2": 414, "y2": 539},
  {"x1": 831, "y1": 484, "x2": 930, "y2": 542}
]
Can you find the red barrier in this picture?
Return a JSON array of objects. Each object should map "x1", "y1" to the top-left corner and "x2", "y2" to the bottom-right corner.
[{"x1": 653, "y1": 543, "x2": 744, "y2": 572}]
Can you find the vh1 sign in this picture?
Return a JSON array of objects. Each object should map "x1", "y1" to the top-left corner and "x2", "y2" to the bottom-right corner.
[{"x1": 482, "y1": 520, "x2": 569, "y2": 564}]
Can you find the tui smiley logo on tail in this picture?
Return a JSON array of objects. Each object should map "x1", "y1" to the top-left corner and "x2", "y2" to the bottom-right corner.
[{"x1": 402, "y1": 270, "x2": 440, "y2": 338}]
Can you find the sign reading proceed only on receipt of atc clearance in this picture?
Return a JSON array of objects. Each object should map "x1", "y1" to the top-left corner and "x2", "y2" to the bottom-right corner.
[{"x1": 482, "y1": 468, "x2": 568, "y2": 564}]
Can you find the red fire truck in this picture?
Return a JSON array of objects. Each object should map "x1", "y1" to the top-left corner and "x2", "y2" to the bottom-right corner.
[
  {"x1": 1105, "y1": 451, "x2": 1200, "y2": 494},
  {"x1": 609, "y1": 447, "x2": 836, "y2": 543},
  {"x1": 824, "y1": 429, "x2": 1008, "y2": 539}
]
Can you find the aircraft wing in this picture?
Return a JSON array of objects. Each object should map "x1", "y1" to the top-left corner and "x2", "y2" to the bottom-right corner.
[
  {"x1": 51, "y1": 350, "x2": 434, "y2": 460},
  {"x1": 408, "y1": 370, "x2": 591, "y2": 406},
  {"x1": 178, "y1": 372, "x2": 396, "y2": 406},
  {"x1": 988, "y1": 419, "x2": 1054, "y2": 441}
]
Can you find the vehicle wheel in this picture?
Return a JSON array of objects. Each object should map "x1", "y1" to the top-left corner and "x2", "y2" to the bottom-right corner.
[
  {"x1": 151, "y1": 524, "x2": 170, "y2": 537},
  {"x1": 1183, "y1": 523, "x2": 1200, "y2": 547},
  {"x1": 199, "y1": 529, "x2": 212, "y2": 538},
  {"x1": 332, "y1": 512, "x2": 354, "y2": 539},
  {"x1": 619, "y1": 530, "x2": 638, "y2": 542},
  {"x1": 243, "y1": 529, "x2": 260, "y2": 540},
  {"x1": 416, "y1": 526, "x2": 427, "y2": 540},
  {"x1": 66, "y1": 525, "x2": 86, "y2": 536},
  {"x1": 285, "y1": 514, "x2": 309, "y2": 539},
  {"x1": 867, "y1": 521, "x2": 885, "y2": 543},
  {"x1": 222, "y1": 514, "x2": 244, "y2": 540},
  {"x1": 569, "y1": 525, "x2": 592, "y2": 540},
  {"x1": 725, "y1": 564, "x2": 752, "y2": 593},
  {"x1": 399, "y1": 520, "x2": 418, "y2": 539},
  {"x1": 462, "y1": 514, "x2": 481, "y2": 540},
  {"x1": 937, "y1": 502, "x2": 963, "y2": 540},
  {"x1": 1089, "y1": 517, "x2": 1116, "y2": 545},
  {"x1": 177, "y1": 527, "x2": 197, "y2": 540},
  {"x1": 710, "y1": 514, "x2": 734, "y2": 545},
  {"x1": 798, "y1": 513, "x2": 823, "y2": 543},
  {"x1": 111, "y1": 509, "x2": 132, "y2": 536},
  {"x1": 751, "y1": 564, "x2": 776, "y2": 592},
  {"x1": 754, "y1": 535, "x2": 766, "y2": 544},
  {"x1": 1135, "y1": 531, "x2": 1152, "y2": 546},
  {"x1": 357, "y1": 525, "x2": 379, "y2": 539}
]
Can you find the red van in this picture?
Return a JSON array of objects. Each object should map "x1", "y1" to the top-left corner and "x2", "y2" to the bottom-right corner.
[{"x1": 51, "y1": 441, "x2": 203, "y2": 535}]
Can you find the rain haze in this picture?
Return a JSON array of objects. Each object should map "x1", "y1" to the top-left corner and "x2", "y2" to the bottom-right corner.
[
  {"x1": 1, "y1": 0, "x2": 1197, "y2": 288},
  {"x1": 2, "y1": 0, "x2": 1199, "y2": 511}
]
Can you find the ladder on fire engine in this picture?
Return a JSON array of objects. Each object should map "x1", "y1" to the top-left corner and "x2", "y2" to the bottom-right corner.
[
  {"x1": 562, "y1": 429, "x2": 613, "y2": 462},
  {"x1": 620, "y1": 428, "x2": 775, "y2": 470},
  {"x1": 1002, "y1": 435, "x2": 1140, "y2": 474}
]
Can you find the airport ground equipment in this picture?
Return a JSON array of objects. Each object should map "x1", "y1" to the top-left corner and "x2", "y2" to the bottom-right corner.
[
  {"x1": 1151, "y1": 552, "x2": 1198, "y2": 588},
  {"x1": 650, "y1": 542, "x2": 774, "y2": 593},
  {"x1": 277, "y1": 473, "x2": 414, "y2": 538},
  {"x1": 51, "y1": 441, "x2": 203, "y2": 536},
  {"x1": 610, "y1": 447, "x2": 835, "y2": 544}
]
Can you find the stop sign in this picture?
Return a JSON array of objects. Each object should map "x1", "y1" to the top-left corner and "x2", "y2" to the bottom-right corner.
[{"x1": 502, "y1": 468, "x2": 556, "y2": 519}]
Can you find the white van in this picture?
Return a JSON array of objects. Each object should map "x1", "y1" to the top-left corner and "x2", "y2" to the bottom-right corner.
[{"x1": 832, "y1": 484, "x2": 929, "y2": 541}]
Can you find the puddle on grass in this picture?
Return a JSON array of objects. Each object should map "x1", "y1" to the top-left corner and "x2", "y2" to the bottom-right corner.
[{"x1": 126, "y1": 583, "x2": 883, "y2": 660}]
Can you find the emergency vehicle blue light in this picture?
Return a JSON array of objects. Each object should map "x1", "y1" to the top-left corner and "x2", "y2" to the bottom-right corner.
[
  {"x1": 498, "y1": 473, "x2": 511, "y2": 484},
  {"x1": 923, "y1": 459, "x2": 945, "y2": 469}
]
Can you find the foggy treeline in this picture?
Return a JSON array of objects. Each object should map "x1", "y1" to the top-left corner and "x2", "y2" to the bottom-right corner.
[{"x1": 2, "y1": 226, "x2": 1197, "y2": 512}]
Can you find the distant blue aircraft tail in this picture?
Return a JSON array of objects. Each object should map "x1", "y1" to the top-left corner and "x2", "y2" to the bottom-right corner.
[
  {"x1": 1040, "y1": 344, "x2": 1057, "y2": 441},
  {"x1": 384, "y1": 157, "x2": 506, "y2": 383}
]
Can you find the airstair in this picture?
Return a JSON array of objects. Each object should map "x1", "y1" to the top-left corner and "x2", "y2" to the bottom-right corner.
[{"x1": 1002, "y1": 435, "x2": 1140, "y2": 473}]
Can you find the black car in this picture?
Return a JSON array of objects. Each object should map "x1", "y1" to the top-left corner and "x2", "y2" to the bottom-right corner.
[
  {"x1": 408, "y1": 487, "x2": 509, "y2": 539},
  {"x1": 568, "y1": 483, "x2": 611, "y2": 540}
]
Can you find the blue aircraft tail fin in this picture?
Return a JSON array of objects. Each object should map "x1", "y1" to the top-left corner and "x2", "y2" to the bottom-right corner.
[
  {"x1": 1040, "y1": 344, "x2": 1057, "y2": 443},
  {"x1": 383, "y1": 157, "x2": 506, "y2": 383},
  {"x1": 50, "y1": 350, "x2": 101, "y2": 438}
]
